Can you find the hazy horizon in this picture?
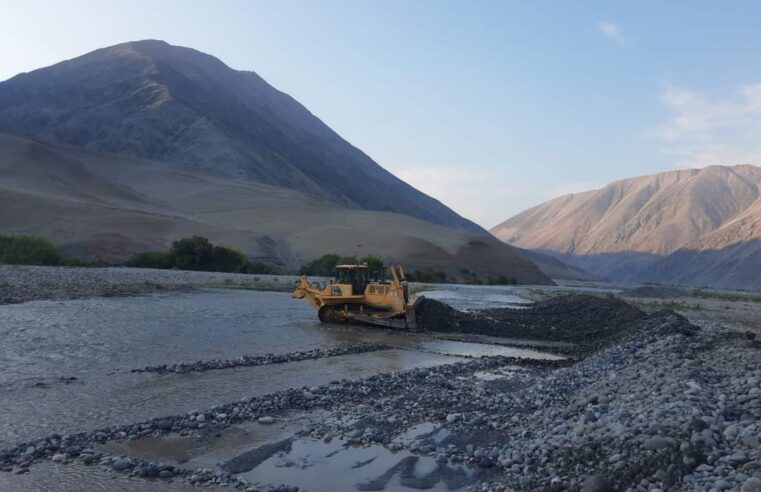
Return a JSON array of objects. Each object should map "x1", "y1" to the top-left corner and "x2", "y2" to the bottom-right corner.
[{"x1": 4, "y1": 0, "x2": 761, "y2": 227}]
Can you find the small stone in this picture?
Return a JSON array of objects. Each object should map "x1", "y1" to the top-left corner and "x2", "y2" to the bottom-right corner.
[
  {"x1": 156, "y1": 419, "x2": 172, "y2": 430},
  {"x1": 581, "y1": 474, "x2": 614, "y2": 492},
  {"x1": 303, "y1": 391, "x2": 316, "y2": 401},
  {"x1": 258, "y1": 416, "x2": 274, "y2": 425},
  {"x1": 419, "y1": 444, "x2": 435, "y2": 454},
  {"x1": 714, "y1": 479, "x2": 732, "y2": 490},
  {"x1": 477, "y1": 457, "x2": 493, "y2": 468},
  {"x1": 112, "y1": 458, "x2": 133, "y2": 471},
  {"x1": 195, "y1": 414, "x2": 206, "y2": 423},
  {"x1": 741, "y1": 477, "x2": 761, "y2": 492},
  {"x1": 51, "y1": 453, "x2": 67, "y2": 462},
  {"x1": 552, "y1": 424, "x2": 570, "y2": 434},
  {"x1": 723, "y1": 424, "x2": 739, "y2": 441},
  {"x1": 159, "y1": 469, "x2": 173, "y2": 478},
  {"x1": 644, "y1": 437, "x2": 672, "y2": 451},
  {"x1": 727, "y1": 451, "x2": 749, "y2": 465}
]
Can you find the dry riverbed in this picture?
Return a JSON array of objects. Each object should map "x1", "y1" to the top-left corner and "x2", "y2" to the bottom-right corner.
[{"x1": 0, "y1": 268, "x2": 760, "y2": 491}]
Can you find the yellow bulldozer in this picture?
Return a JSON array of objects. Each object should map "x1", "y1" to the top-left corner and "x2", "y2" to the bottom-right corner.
[{"x1": 292, "y1": 264, "x2": 422, "y2": 330}]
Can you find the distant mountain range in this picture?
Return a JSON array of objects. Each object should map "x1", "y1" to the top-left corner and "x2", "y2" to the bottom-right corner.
[
  {"x1": 0, "y1": 40, "x2": 573, "y2": 284},
  {"x1": 492, "y1": 165, "x2": 761, "y2": 290}
]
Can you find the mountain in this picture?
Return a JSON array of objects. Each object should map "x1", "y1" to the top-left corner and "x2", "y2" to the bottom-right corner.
[
  {"x1": 0, "y1": 39, "x2": 480, "y2": 232},
  {"x1": 491, "y1": 165, "x2": 761, "y2": 290},
  {"x1": 0, "y1": 132, "x2": 552, "y2": 284}
]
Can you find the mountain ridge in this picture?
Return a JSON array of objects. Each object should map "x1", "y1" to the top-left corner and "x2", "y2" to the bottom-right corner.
[
  {"x1": 491, "y1": 164, "x2": 761, "y2": 289},
  {"x1": 0, "y1": 39, "x2": 482, "y2": 233}
]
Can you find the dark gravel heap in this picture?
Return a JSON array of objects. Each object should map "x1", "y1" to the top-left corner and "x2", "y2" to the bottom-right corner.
[{"x1": 416, "y1": 294, "x2": 655, "y2": 353}]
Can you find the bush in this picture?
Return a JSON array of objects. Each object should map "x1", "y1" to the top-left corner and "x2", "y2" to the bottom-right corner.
[
  {"x1": 488, "y1": 274, "x2": 518, "y2": 285},
  {"x1": 209, "y1": 245, "x2": 247, "y2": 273},
  {"x1": 406, "y1": 268, "x2": 448, "y2": 283},
  {"x1": 299, "y1": 253, "x2": 342, "y2": 276},
  {"x1": 299, "y1": 253, "x2": 384, "y2": 276},
  {"x1": 63, "y1": 258, "x2": 86, "y2": 267},
  {"x1": 125, "y1": 236, "x2": 260, "y2": 273},
  {"x1": 168, "y1": 236, "x2": 214, "y2": 271},
  {"x1": 126, "y1": 251, "x2": 171, "y2": 269},
  {"x1": 360, "y1": 255, "x2": 383, "y2": 268},
  {"x1": 0, "y1": 235, "x2": 61, "y2": 266}
]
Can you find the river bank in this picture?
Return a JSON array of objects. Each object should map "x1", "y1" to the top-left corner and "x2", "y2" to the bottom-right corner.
[
  {"x1": 0, "y1": 265, "x2": 299, "y2": 304},
  {"x1": 1, "y1": 272, "x2": 759, "y2": 491}
]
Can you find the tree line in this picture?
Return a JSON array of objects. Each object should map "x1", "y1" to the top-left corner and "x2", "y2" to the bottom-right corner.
[{"x1": 0, "y1": 235, "x2": 518, "y2": 285}]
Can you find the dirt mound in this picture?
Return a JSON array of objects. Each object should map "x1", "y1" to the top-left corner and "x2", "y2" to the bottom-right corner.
[{"x1": 416, "y1": 294, "x2": 698, "y2": 352}]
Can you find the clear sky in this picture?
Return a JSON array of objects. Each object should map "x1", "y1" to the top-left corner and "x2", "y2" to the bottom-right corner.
[{"x1": 3, "y1": 1, "x2": 761, "y2": 227}]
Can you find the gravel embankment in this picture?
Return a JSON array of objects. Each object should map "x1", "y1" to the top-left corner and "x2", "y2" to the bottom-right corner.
[
  {"x1": 307, "y1": 311, "x2": 761, "y2": 492},
  {"x1": 418, "y1": 295, "x2": 653, "y2": 355},
  {"x1": 0, "y1": 265, "x2": 299, "y2": 304}
]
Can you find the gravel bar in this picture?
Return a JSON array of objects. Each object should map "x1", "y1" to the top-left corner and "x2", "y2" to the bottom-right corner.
[
  {"x1": 131, "y1": 344, "x2": 394, "y2": 374},
  {"x1": 0, "y1": 265, "x2": 299, "y2": 304}
]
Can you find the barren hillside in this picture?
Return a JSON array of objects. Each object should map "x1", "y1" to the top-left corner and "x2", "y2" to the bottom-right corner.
[
  {"x1": 0, "y1": 40, "x2": 480, "y2": 232},
  {"x1": 491, "y1": 165, "x2": 761, "y2": 289},
  {"x1": 0, "y1": 132, "x2": 551, "y2": 284}
]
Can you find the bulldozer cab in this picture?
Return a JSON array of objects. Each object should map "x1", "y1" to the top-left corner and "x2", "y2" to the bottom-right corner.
[
  {"x1": 335, "y1": 264, "x2": 388, "y2": 295},
  {"x1": 335, "y1": 265, "x2": 369, "y2": 295}
]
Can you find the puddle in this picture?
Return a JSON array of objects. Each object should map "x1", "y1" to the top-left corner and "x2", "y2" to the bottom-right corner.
[
  {"x1": 472, "y1": 366, "x2": 526, "y2": 381},
  {"x1": 235, "y1": 437, "x2": 482, "y2": 491},
  {"x1": 392, "y1": 423, "x2": 452, "y2": 449},
  {"x1": 422, "y1": 287, "x2": 530, "y2": 311}
]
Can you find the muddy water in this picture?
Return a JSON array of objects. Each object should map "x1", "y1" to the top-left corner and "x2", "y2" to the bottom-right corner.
[
  {"x1": 421, "y1": 285, "x2": 530, "y2": 310},
  {"x1": 0, "y1": 285, "x2": 554, "y2": 490}
]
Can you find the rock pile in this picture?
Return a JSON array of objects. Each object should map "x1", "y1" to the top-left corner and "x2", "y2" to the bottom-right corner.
[{"x1": 416, "y1": 294, "x2": 658, "y2": 354}]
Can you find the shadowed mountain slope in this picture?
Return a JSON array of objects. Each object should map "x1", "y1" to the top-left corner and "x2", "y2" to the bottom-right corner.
[{"x1": 0, "y1": 40, "x2": 480, "y2": 232}]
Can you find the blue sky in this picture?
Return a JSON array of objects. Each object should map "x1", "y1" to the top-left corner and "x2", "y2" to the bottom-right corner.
[{"x1": 3, "y1": 1, "x2": 761, "y2": 227}]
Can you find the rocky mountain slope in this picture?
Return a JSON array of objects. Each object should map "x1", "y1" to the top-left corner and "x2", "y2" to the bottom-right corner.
[
  {"x1": 0, "y1": 132, "x2": 551, "y2": 284},
  {"x1": 491, "y1": 165, "x2": 761, "y2": 289},
  {"x1": 0, "y1": 40, "x2": 479, "y2": 232}
]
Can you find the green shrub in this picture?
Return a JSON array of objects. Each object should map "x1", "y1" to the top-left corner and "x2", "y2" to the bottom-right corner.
[
  {"x1": 299, "y1": 253, "x2": 385, "y2": 276},
  {"x1": 360, "y1": 255, "x2": 383, "y2": 268},
  {"x1": 126, "y1": 251, "x2": 171, "y2": 269},
  {"x1": 299, "y1": 253, "x2": 342, "y2": 276},
  {"x1": 63, "y1": 258, "x2": 86, "y2": 267},
  {"x1": 488, "y1": 274, "x2": 518, "y2": 285},
  {"x1": 209, "y1": 245, "x2": 247, "y2": 273},
  {"x1": 168, "y1": 236, "x2": 214, "y2": 271},
  {"x1": 0, "y1": 235, "x2": 61, "y2": 266},
  {"x1": 406, "y1": 268, "x2": 448, "y2": 283}
]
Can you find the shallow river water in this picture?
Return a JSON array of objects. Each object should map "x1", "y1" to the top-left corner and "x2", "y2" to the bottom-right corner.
[{"x1": 0, "y1": 286, "x2": 560, "y2": 491}]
